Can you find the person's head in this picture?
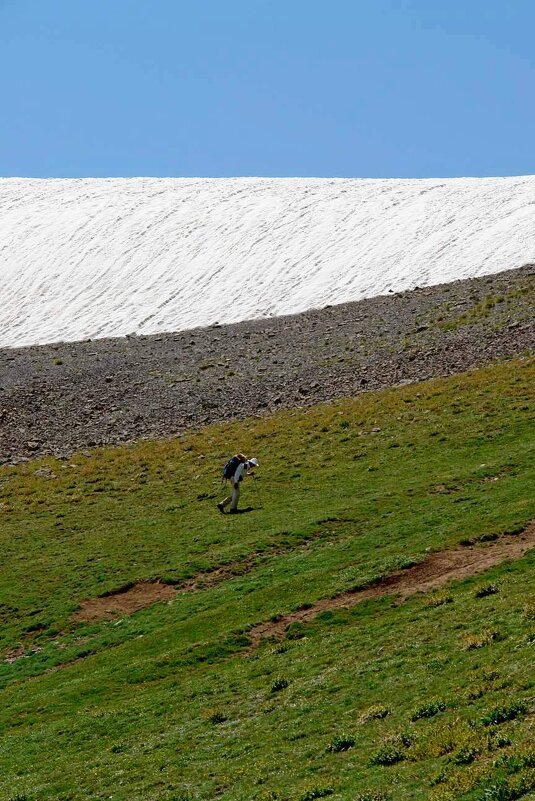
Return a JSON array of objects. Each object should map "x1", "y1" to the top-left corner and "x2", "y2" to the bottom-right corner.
[{"x1": 247, "y1": 457, "x2": 259, "y2": 468}]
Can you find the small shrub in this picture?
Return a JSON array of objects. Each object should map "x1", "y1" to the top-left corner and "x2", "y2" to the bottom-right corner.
[
  {"x1": 285, "y1": 621, "x2": 308, "y2": 640},
  {"x1": 452, "y1": 745, "x2": 479, "y2": 765},
  {"x1": 478, "y1": 780, "x2": 514, "y2": 801},
  {"x1": 480, "y1": 782, "x2": 509, "y2": 800},
  {"x1": 501, "y1": 524, "x2": 525, "y2": 537},
  {"x1": 494, "y1": 751, "x2": 535, "y2": 773},
  {"x1": 353, "y1": 793, "x2": 390, "y2": 801},
  {"x1": 273, "y1": 642, "x2": 290, "y2": 654},
  {"x1": 482, "y1": 702, "x2": 527, "y2": 726},
  {"x1": 460, "y1": 537, "x2": 477, "y2": 547},
  {"x1": 462, "y1": 630, "x2": 500, "y2": 650},
  {"x1": 271, "y1": 677, "x2": 289, "y2": 693},
  {"x1": 478, "y1": 532, "x2": 499, "y2": 543},
  {"x1": 467, "y1": 683, "x2": 493, "y2": 701},
  {"x1": 388, "y1": 730, "x2": 416, "y2": 749},
  {"x1": 208, "y1": 712, "x2": 227, "y2": 724},
  {"x1": 410, "y1": 699, "x2": 447, "y2": 721},
  {"x1": 369, "y1": 744, "x2": 405, "y2": 766},
  {"x1": 326, "y1": 734, "x2": 355, "y2": 753},
  {"x1": 299, "y1": 788, "x2": 334, "y2": 801},
  {"x1": 487, "y1": 731, "x2": 512, "y2": 750},
  {"x1": 430, "y1": 771, "x2": 448, "y2": 786},
  {"x1": 426, "y1": 594, "x2": 454, "y2": 608},
  {"x1": 475, "y1": 584, "x2": 499, "y2": 598},
  {"x1": 359, "y1": 705, "x2": 391, "y2": 723},
  {"x1": 482, "y1": 669, "x2": 501, "y2": 681}
]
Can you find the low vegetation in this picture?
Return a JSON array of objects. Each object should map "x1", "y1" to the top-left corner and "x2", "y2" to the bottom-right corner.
[{"x1": 0, "y1": 356, "x2": 533, "y2": 800}]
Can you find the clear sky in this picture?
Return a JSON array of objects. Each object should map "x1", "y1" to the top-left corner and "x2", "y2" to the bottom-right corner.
[{"x1": 1, "y1": 0, "x2": 534, "y2": 178}]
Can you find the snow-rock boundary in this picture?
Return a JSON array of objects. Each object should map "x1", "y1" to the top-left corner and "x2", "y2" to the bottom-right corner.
[{"x1": 1, "y1": 176, "x2": 534, "y2": 347}]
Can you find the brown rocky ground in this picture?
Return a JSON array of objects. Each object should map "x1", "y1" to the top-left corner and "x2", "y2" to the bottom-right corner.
[{"x1": 0, "y1": 264, "x2": 533, "y2": 464}]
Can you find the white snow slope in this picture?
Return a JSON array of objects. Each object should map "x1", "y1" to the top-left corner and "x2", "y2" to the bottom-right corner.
[{"x1": 1, "y1": 176, "x2": 534, "y2": 348}]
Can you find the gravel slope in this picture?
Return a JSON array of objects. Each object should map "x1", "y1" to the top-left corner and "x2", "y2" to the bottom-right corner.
[{"x1": 0, "y1": 264, "x2": 533, "y2": 464}]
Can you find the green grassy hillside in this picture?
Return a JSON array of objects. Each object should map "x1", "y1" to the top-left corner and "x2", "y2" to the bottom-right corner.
[{"x1": 0, "y1": 357, "x2": 534, "y2": 801}]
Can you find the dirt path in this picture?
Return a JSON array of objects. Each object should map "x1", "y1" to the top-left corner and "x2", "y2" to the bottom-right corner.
[
  {"x1": 248, "y1": 523, "x2": 535, "y2": 647},
  {"x1": 71, "y1": 529, "x2": 331, "y2": 623},
  {"x1": 6, "y1": 523, "x2": 533, "y2": 673},
  {"x1": 71, "y1": 581, "x2": 176, "y2": 623},
  {"x1": 70, "y1": 524, "x2": 535, "y2": 639}
]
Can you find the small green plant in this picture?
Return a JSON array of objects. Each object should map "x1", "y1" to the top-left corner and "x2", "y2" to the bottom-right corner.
[
  {"x1": 271, "y1": 677, "x2": 289, "y2": 693},
  {"x1": 452, "y1": 745, "x2": 479, "y2": 765},
  {"x1": 462, "y1": 630, "x2": 500, "y2": 650},
  {"x1": 326, "y1": 734, "x2": 355, "y2": 753},
  {"x1": 208, "y1": 711, "x2": 227, "y2": 724},
  {"x1": 494, "y1": 751, "x2": 535, "y2": 772},
  {"x1": 410, "y1": 699, "x2": 447, "y2": 721},
  {"x1": 369, "y1": 744, "x2": 405, "y2": 766},
  {"x1": 299, "y1": 788, "x2": 334, "y2": 801},
  {"x1": 430, "y1": 771, "x2": 448, "y2": 786},
  {"x1": 487, "y1": 731, "x2": 512, "y2": 750},
  {"x1": 479, "y1": 780, "x2": 511, "y2": 801},
  {"x1": 359, "y1": 705, "x2": 391, "y2": 723},
  {"x1": 478, "y1": 531, "x2": 500, "y2": 543},
  {"x1": 475, "y1": 584, "x2": 499, "y2": 598},
  {"x1": 482, "y1": 702, "x2": 527, "y2": 726},
  {"x1": 426, "y1": 594, "x2": 453, "y2": 608},
  {"x1": 388, "y1": 730, "x2": 416, "y2": 749},
  {"x1": 353, "y1": 793, "x2": 390, "y2": 801}
]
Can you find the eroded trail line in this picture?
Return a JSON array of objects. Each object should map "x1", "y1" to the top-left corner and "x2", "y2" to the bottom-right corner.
[
  {"x1": 248, "y1": 523, "x2": 535, "y2": 648},
  {"x1": 71, "y1": 524, "x2": 535, "y2": 629},
  {"x1": 71, "y1": 529, "x2": 335, "y2": 624},
  {"x1": 72, "y1": 581, "x2": 176, "y2": 623}
]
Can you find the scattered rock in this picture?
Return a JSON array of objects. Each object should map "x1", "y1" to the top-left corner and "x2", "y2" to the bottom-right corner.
[
  {"x1": 34, "y1": 467, "x2": 57, "y2": 479},
  {"x1": 0, "y1": 264, "x2": 532, "y2": 463}
]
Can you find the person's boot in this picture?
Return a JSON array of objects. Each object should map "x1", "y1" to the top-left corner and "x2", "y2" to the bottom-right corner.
[
  {"x1": 229, "y1": 508, "x2": 238, "y2": 514},
  {"x1": 217, "y1": 502, "x2": 225, "y2": 514}
]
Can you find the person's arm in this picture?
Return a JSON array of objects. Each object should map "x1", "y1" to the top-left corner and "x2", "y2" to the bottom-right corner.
[{"x1": 233, "y1": 462, "x2": 245, "y2": 486}]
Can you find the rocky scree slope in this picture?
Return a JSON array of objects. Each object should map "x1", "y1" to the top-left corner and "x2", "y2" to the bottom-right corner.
[{"x1": 0, "y1": 264, "x2": 533, "y2": 464}]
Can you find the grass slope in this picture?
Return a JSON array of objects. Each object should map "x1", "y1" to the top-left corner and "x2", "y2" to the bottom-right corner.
[{"x1": 0, "y1": 357, "x2": 534, "y2": 801}]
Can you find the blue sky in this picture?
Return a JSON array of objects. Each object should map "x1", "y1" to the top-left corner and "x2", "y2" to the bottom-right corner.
[{"x1": 1, "y1": 0, "x2": 534, "y2": 178}]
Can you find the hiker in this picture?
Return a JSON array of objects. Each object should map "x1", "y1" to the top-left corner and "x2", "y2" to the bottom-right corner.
[{"x1": 217, "y1": 455, "x2": 259, "y2": 514}]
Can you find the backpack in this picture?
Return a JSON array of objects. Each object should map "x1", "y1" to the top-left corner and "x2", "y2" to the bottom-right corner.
[{"x1": 222, "y1": 455, "x2": 242, "y2": 481}]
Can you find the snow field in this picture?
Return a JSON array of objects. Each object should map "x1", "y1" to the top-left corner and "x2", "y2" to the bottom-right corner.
[{"x1": 1, "y1": 176, "x2": 534, "y2": 347}]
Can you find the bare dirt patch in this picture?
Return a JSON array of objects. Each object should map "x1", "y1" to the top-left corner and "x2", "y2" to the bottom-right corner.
[
  {"x1": 248, "y1": 523, "x2": 535, "y2": 648},
  {"x1": 69, "y1": 524, "x2": 535, "y2": 634},
  {"x1": 72, "y1": 581, "x2": 176, "y2": 623},
  {"x1": 70, "y1": 529, "x2": 335, "y2": 624}
]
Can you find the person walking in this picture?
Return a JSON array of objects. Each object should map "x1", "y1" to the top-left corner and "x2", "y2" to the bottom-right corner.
[{"x1": 217, "y1": 456, "x2": 259, "y2": 514}]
